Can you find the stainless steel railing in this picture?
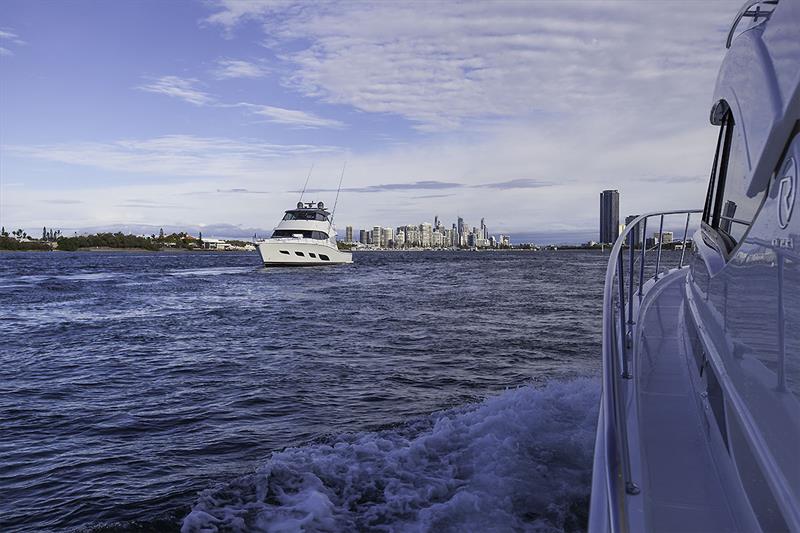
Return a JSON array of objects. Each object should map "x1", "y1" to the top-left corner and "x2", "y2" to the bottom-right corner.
[{"x1": 601, "y1": 209, "x2": 702, "y2": 531}]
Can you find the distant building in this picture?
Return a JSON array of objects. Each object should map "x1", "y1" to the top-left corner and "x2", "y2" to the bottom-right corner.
[
  {"x1": 420, "y1": 222, "x2": 433, "y2": 248},
  {"x1": 382, "y1": 227, "x2": 394, "y2": 248},
  {"x1": 359, "y1": 229, "x2": 368, "y2": 244},
  {"x1": 345, "y1": 225, "x2": 353, "y2": 243},
  {"x1": 394, "y1": 229, "x2": 406, "y2": 247},
  {"x1": 372, "y1": 226, "x2": 382, "y2": 247},
  {"x1": 625, "y1": 214, "x2": 641, "y2": 247},
  {"x1": 653, "y1": 231, "x2": 674, "y2": 245},
  {"x1": 600, "y1": 190, "x2": 620, "y2": 244}
]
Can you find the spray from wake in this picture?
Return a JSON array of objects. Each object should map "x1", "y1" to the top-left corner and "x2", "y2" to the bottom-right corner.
[{"x1": 182, "y1": 378, "x2": 598, "y2": 532}]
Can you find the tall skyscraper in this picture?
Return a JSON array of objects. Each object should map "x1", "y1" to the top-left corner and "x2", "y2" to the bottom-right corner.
[
  {"x1": 600, "y1": 190, "x2": 620, "y2": 244},
  {"x1": 625, "y1": 214, "x2": 640, "y2": 247},
  {"x1": 345, "y1": 226, "x2": 353, "y2": 242},
  {"x1": 372, "y1": 226, "x2": 382, "y2": 247},
  {"x1": 359, "y1": 229, "x2": 368, "y2": 244}
]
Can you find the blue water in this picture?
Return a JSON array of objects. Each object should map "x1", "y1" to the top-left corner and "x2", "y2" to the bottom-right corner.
[{"x1": 0, "y1": 251, "x2": 606, "y2": 532}]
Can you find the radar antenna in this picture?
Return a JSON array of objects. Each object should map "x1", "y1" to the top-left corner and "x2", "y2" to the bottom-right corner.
[
  {"x1": 330, "y1": 162, "x2": 346, "y2": 225},
  {"x1": 298, "y1": 163, "x2": 314, "y2": 204}
]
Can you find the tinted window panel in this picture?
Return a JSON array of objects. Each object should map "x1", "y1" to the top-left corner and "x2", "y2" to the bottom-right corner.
[{"x1": 717, "y1": 124, "x2": 765, "y2": 244}]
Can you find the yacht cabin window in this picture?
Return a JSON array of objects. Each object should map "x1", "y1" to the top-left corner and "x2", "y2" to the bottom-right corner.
[
  {"x1": 271, "y1": 230, "x2": 329, "y2": 240},
  {"x1": 702, "y1": 108, "x2": 767, "y2": 252},
  {"x1": 283, "y1": 211, "x2": 328, "y2": 222}
]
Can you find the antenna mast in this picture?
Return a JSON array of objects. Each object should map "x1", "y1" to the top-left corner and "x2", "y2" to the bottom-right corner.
[
  {"x1": 330, "y1": 161, "x2": 347, "y2": 225},
  {"x1": 298, "y1": 164, "x2": 314, "y2": 203}
]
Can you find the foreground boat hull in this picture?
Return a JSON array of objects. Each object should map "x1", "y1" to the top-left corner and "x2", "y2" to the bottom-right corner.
[{"x1": 256, "y1": 239, "x2": 352, "y2": 266}]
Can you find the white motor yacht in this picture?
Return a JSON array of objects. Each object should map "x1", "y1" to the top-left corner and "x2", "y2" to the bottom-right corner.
[
  {"x1": 256, "y1": 201, "x2": 353, "y2": 266},
  {"x1": 590, "y1": 1, "x2": 800, "y2": 531}
]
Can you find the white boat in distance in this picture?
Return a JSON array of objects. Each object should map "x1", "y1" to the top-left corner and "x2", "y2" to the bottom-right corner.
[{"x1": 255, "y1": 201, "x2": 353, "y2": 266}]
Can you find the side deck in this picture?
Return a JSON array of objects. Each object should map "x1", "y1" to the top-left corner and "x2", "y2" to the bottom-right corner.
[{"x1": 627, "y1": 271, "x2": 745, "y2": 532}]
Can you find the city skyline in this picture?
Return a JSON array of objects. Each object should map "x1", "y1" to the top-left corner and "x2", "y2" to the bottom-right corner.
[
  {"x1": 0, "y1": 1, "x2": 736, "y2": 237},
  {"x1": 343, "y1": 214, "x2": 509, "y2": 249}
]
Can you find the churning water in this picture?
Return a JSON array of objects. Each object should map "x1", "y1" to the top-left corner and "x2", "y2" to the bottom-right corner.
[{"x1": 0, "y1": 250, "x2": 608, "y2": 532}]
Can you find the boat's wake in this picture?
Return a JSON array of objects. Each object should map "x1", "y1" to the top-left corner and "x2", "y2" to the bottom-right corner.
[{"x1": 182, "y1": 378, "x2": 598, "y2": 532}]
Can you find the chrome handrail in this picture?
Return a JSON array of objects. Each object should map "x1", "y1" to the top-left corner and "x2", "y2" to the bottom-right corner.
[
  {"x1": 601, "y1": 209, "x2": 702, "y2": 531},
  {"x1": 726, "y1": 0, "x2": 778, "y2": 49}
]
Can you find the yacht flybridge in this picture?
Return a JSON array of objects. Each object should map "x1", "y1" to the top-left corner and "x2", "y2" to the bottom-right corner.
[
  {"x1": 255, "y1": 201, "x2": 352, "y2": 266},
  {"x1": 590, "y1": 1, "x2": 799, "y2": 532}
]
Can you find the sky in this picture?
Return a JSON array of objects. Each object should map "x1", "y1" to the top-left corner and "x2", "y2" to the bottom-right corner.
[{"x1": 0, "y1": 0, "x2": 739, "y2": 242}]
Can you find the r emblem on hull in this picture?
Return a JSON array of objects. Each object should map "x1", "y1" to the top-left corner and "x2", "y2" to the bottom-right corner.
[{"x1": 778, "y1": 157, "x2": 796, "y2": 229}]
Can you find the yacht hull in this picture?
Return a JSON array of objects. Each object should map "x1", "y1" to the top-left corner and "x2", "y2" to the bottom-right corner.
[{"x1": 256, "y1": 239, "x2": 352, "y2": 266}]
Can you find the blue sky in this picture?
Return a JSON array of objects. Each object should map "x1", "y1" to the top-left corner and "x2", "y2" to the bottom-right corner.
[{"x1": 1, "y1": 1, "x2": 737, "y2": 241}]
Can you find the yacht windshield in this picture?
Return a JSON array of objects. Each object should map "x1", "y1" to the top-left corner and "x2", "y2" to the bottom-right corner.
[
  {"x1": 271, "y1": 230, "x2": 329, "y2": 240},
  {"x1": 282, "y1": 210, "x2": 328, "y2": 221}
]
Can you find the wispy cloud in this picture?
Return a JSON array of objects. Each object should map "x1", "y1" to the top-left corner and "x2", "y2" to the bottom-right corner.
[
  {"x1": 216, "y1": 188, "x2": 270, "y2": 194},
  {"x1": 233, "y1": 102, "x2": 345, "y2": 128},
  {"x1": 8, "y1": 135, "x2": 340, "y2": 178},
  {"x1": 213, "y1": 58, "x2": 269, "y2": 79},
  {"x1": 138, "y1": 76, "x2": 214, "y2": 106},
  {"x1": 478, "y1": 178, "x2": 554, "y2": 190},
  {"x1": 138, "y1": 75, "x2": 343, "y2": 129},
  {"x1": 302, "y1": 180, "x2": 462, "y2": 194},
  {"x1": 207, "y1": 1, "x2": 728, "y2": 132},
  {"x1": 0, "y1": 27, "x2": 26, "y2": 56}
]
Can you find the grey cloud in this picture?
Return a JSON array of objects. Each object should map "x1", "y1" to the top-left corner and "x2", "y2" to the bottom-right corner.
[
  {"x1": 44, "y1": 199, "x2": 83, "y2": 205},
  {"x1": 300, "y1": 180, "x2": 463, "y2": 194},
  {"x1": 641, "y1": 175, "x2": 705, "y2": 184},
  {"x1": 216, "y1": 188, "x2": 271, "y2": 194},
  {"x1": 477, "y1": 178, "x2": 554, "y2": 189}
]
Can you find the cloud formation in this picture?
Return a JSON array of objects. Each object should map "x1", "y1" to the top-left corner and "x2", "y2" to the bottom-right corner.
[
  {"x1": 138, "y1": 76, "x2": 214, "y2": 106},
  {"x1": 213, "y1": 58, "x2": 269, "y2": 79}
]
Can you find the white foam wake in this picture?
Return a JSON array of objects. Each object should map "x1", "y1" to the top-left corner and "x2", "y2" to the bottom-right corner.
[{"x1": 182, "y1": 378, "x2": 599, "y2": 532}]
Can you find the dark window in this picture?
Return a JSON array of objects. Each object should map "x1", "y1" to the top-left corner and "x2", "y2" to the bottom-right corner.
[
  {"x1": 319, "y1": 254, "x2": 330, "y2": 261},
  {"x1": 295, "y1": 251, "x2": 304, "y2": 257},
  {"x1": 271, "y1": 230, "x2": 329, "y2": 240},
  {"x1": 309, "y1": 253, "x2": 317, "y2": 258},
  {"x1": 279, "y1": 250, "x2": 290, "y2": 255},
  {"x1": 702, "y1": 109, "x2": 767, "y2": 252},
  {"x1": 282, "y1": 211, "x2": 329, "y2": 222}
]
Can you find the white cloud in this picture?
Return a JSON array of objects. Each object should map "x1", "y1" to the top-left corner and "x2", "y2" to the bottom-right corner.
[
  {"x1": 138, "y1": 76, "x2": 214, "y2": 106},
  {"x1": 232, "y1": 102, "x2": 344, "y2": 128},
  {"x1": 213, "y1": 58, "x2": 269, "y2": 79},
  {"x1": 206, "y1": 1, "x2": 733, "y2": 132},
  {"x1": 138, "y1": 74, "x2": 343, "y2": 129},
  {"x1": 0, "y1": 47, "x2": 12, "y2": 56},
  {"x1": 7, "y1": 135, "x2": 340, "y2": 178}
]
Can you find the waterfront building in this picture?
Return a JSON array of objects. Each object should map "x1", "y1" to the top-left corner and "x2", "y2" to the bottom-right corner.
[
  {"x1": 345, "y1": 226, "x2": 353, "y2": 243},
  {"x1": 394, "y1": 230, "x2": 405, "y2": 247},
  {"x1": 420, "y1": 222, "x2": 433, "y2": 248},
  {"x1": 653, "y1": 231, "x2": 674, "y2": 245},
  {"x1": 371, "y1": 226, "x2": 382, "y2": 247},
  {"x1": 625, "y1": 214, "x2": 641, "y2": 246},
  {"x1": 432, "y1": 231, "x2": 443, "y2": 248},
  {"x1": 600, "y1": 189, "x2": 620, "y2": 244},
  {"x1": 359, "y1": 229, "x2": 368, "y2": 244},
  {"x1": 382, "y1": 227, "x2": 394, "y2": 248}
]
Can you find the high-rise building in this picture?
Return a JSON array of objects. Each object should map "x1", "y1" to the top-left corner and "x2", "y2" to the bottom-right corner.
[
  {"x1": 394, "y1": 229, "x2": 406, "y2": 247},
  {"x1": 372, "y1": 226, "x2": 382, "y2": 247},
  {"x1": 359, "y1": 229, "x2": 368, "y2": 244},
  {"x1": 434, "y1": 215, "x2": 440, "y2": 229},
  {"x1": 600, "y1": 190, "x2": 620, "y2": 244},
  {"x1": 382, "y1": 227, "x2": 394, "y2": 248},
  {"x1": 457, "y1": 217, "x2": 465, "y2": 247},
  {"x1": 345, "y1": 225, "x2": 353, "y2": 243},
  {"x1": 625, "y1": 215, "x2": 641, "y2": 247},
  {"x1": 420, "y1": 222, "x2": 433, "y2": 248}
]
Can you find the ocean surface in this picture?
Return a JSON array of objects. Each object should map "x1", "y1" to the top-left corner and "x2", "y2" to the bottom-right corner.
[{"x1": 1, "y1": 250, "x2": 613, "y2": 532}]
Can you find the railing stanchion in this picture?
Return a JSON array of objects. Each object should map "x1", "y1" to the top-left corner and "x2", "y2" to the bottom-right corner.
[
  {"x1": 638, "y1": 218, "x2": 648, "y2": 300},
  {"x1": 627, "y1": 229, "x2": 635, "y2": 327},
  {"x1": 654, "y1": 214, "x2": 664, "y2": 279},
  {"x1": 679, "y1": 212, "x2": 691, "y2": 268},
  {"x1": 618, "y1": 258, "x2": 630, "y2": 378}
]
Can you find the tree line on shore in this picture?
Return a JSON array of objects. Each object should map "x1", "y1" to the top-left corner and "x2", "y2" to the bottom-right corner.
[{"x1": 0, "y1": 226, "x2": 246, "y2": 251}]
